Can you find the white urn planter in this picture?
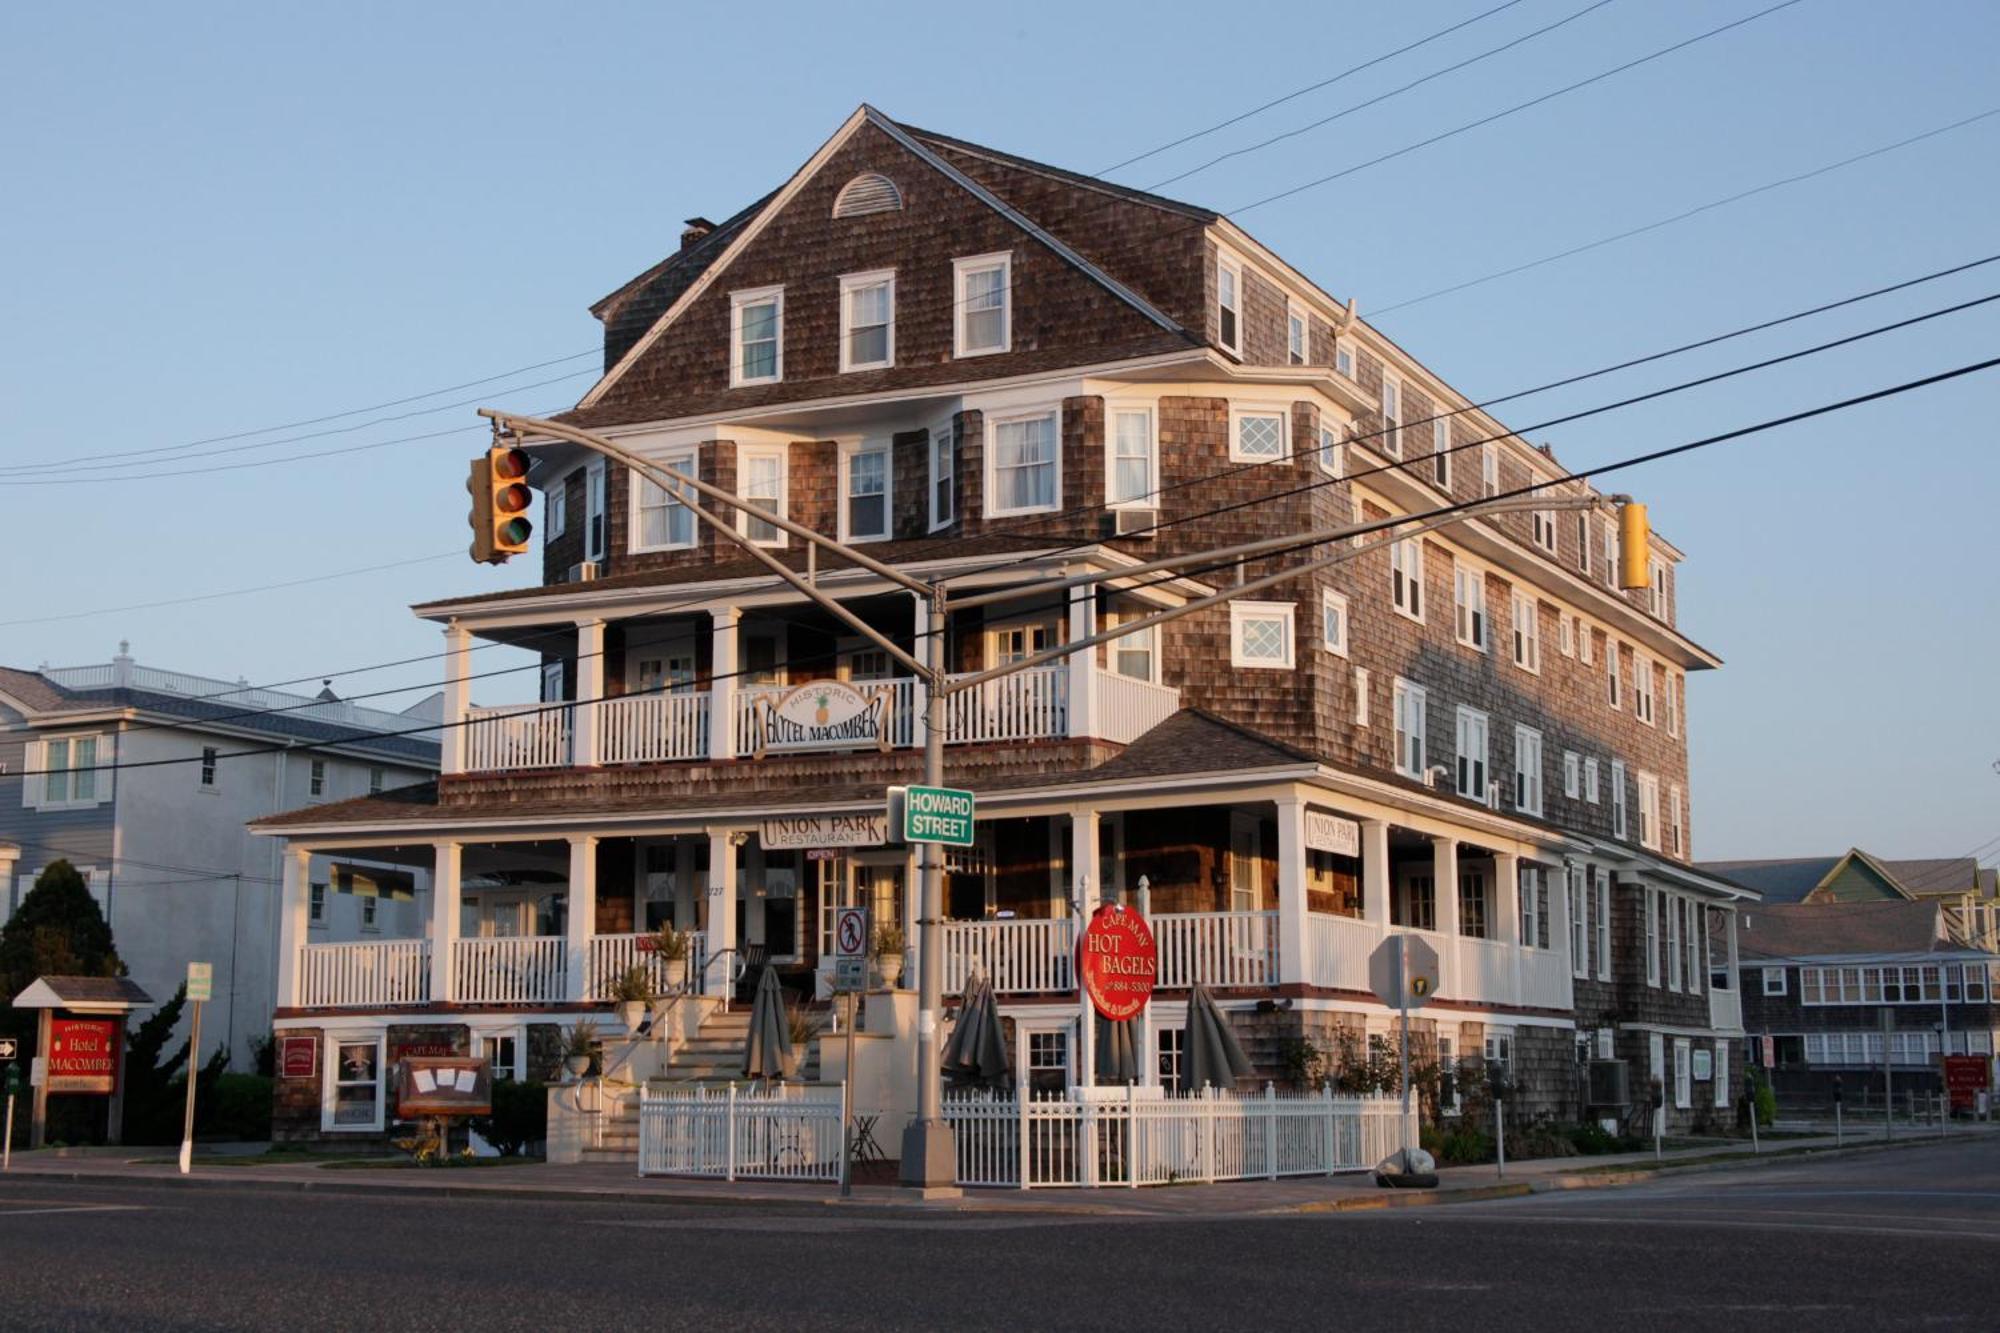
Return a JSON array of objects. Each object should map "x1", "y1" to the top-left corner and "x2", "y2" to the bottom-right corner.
[
  {"x1": 877, "y1": 953, "x2": 906, "y2": 989},
  {"x1": 664, "y1": 958, "x2": 688, "y2": 993},
  {"x1": 617, "y1": 1000, "x2": 648, "y2": 1032},
  {"x1": 563, "y1": 1054, "x2": 591, "y2": 1080}
]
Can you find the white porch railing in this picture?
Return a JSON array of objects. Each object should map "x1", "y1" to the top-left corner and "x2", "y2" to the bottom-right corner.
[
  {"x1": 587, "y1": 932, "x2": 711, "y2": 1000},
  {"x1": 943, "y1": 918, "x2": 1076, "y2": 995},
  {"x1": 1709, "y1": 986, "x2": 1743, "y2": 1032},
  {"x1": 1457, "y1": 936, "x2": 1517, "y2": 1007},
  {"x1": 451, "y1": 936, "x2": 568, "y2": 1005},
  {"x1": 1304, "y1": 913, "x2": 1375, "y2": 991},
  {"x1": 1091, "y1": 672, "x2": 1181, "y2": 745},
  {"x1": 1154, "y1": 911, "x2": 1279, "y2": 989},
  {"x1": 944, "y1": 668, "x2": 1068, "y2": 745},
  {"x1": 1519, "y1": 946, "x2": 1572, "y2": 1010},
  {"x1": 637, "y1": 1084, "x2": 845, "y2": 1182},
  {"x1": 598, "y1": 691, "x2": 710, "y2": 765},
  {"x1": 297, "y1": 940, "x2": 430, "y2": 1008},
  {"x1": 733, "y1": 678, "x2": 917, "y2": 756},
  {"x1": 945, "y1": 1087, "x2": 1409, "y2": 1188},
  {"x1": 463, "y1": 703, "x2": 570, "y2": 771}
]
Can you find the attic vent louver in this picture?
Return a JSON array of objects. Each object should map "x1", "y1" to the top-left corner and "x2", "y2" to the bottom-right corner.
[{"x1": 833, "y1": 173, "x2": 903, "y2": 219}]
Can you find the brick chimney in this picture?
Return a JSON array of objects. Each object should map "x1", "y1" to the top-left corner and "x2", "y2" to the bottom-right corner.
[{"x1": 680, "y1": 216, "x2": 716, "y2": 250}]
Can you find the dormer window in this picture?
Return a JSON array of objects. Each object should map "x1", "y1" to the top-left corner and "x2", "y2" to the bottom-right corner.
[
  {"x1": 730, "y1": 286, "x2": 783, "y2": 386},
  {"x1": 1217, "y1": 254, "x2": 1243, "y2": 355},
  {"x1": 954, "y1": 253, "x2": 1010, "y2": 357}
]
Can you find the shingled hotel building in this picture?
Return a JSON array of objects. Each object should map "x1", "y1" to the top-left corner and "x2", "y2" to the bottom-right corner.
[{"x1": 254, "y1": 106, "x2": 1748, "y2": 1141}]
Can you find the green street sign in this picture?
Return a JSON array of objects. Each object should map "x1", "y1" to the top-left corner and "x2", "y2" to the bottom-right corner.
[
  {"x1": 892, "y1": 784, "x2": 975, "y2": 847},
  {"x1": 186, "y1": 961, "x2": 214, "y2": 1003}
]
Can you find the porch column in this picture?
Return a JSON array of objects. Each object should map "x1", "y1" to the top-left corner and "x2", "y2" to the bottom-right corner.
[
  {"x1": 1495, "y1": 851, "x2": 1522, "y2": 1009},
  {"x1": 910, "y1": 591, "x2": 931, "y2": 750},
  {"x1": 1432, "y1": 836, "x2": 1461, "y2": 939},
  {"x1": 1547, "y1": 859, "x2": 1571, "y2": 978},
  {"x1": 430, "y1": 840, "x2": 462, "y2": 1004},
  {"x1": 1275, "y1": 795, "x2": 1311, "y2": 986},
  {"x1": 1066, "y1": 585, "x2": 1097, "y2": 740},
  {"x1": 1136, "y1": 875, "x2": 1158, "y2": 1087},
  {"x1": 709, "y1": 608, "x2": 739, "y2": 760},
  {"x1": 1361, "y1": 819, "x2": 1391, "y2": 928},
  {"x1": 274, "y1": 844, "x2": 312, "y2": 1008},
  {"x1": 573, "y1": 619, "x2": 605, "y2": 768},
  {"x1": 1073, "y1": 808, "x2": 1099, "y2": 1087},
  {"x1": 1725, "y1": 903, "x2": 1741, "y2": 979},
  {"x1": 565, "y1": 835, "x2": 598, "y2": 1003},
  {"x1": 706, "y1": 829, "x2": 739, "y2": 992},
  {"x1": 441, "y1": 620, "x2": 471, "y2": 775}
]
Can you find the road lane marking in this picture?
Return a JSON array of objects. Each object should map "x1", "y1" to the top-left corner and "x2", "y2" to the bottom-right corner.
[{"x1": 0, "y1": 1204, "x2": 149, "y2": 1218}]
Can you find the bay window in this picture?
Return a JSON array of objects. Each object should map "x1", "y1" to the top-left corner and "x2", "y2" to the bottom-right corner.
[
  {"x1": 840, "y1": 442, "x2": 891, "y2": 541},
  {"x1": 737, "y1": 448, "x2": 786, "y2": 545},
  {"x1": 1107, "y1": 404, "x2": 1156, "y2": 507},
  {"x1": 633, "y1": 450, "x2": 697, "y2": 550}
]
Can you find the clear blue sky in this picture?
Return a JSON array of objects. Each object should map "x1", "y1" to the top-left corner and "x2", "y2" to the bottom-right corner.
[{"x1": 3, "y1": 0, "x2": 1995, "y2": 864}]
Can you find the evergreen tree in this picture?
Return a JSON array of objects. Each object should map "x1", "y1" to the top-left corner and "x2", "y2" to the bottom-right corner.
[{"x1": 0, "y1": 859, "x2": 122, "y2": 1047}]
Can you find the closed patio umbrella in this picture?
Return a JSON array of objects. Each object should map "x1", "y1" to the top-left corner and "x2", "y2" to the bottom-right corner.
[
  {"x1": 740, "y1": 966, "x2": 796, "y2": 1082},
  {"x1": 1095, "y1": 1015, "x2": 1138, "y2": 1085},
  {"x1": 1179, "y1": 985, "x2": 1253, "y2": 1092},
  {"x1": 941, "y1": 971, "x2": 1011, "y2": 1087}
]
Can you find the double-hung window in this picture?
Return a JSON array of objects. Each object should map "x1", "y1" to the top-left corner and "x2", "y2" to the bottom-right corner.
[
  {"x1": 1514, "y1": 726, "x2": 1543, "y2": 815},
  {"x1": 1453, "y1": 564, "x2": 1487, "y2": 651},
  {"x1": 929, "y1": 422, "x2": 954, "y2": 530},
  {"x1": 1594, "y1": 870, "x2": 1612, "y2": 981},
  {"x1": 1393, "y1": 679, "x2": 1427, "y2": 778},
  {"x1": 547, "y1": 472, "x2": 569, "y2": 539},
  {"x1": 737, "y1": 447, "x2": 787, "y2": 546},
  {"x1": 1519, "y1": 866, "x2": 1544, "y2": 948},
  {"x1": 1569, "y1": 864, "x2": 1589, "y2": 978},
  {"x1": 989, "y1": 410, "x2": 1059, "y2": 515},
  {"x1": 1611, "y1": 760, "x2": 1628, "y2": 838},
  {"x1": 1230, "y1": 601, "x2": 1295, "y2": 670},
  {"x1": 33, "y1": 735, "x2": 100, "y2": 808},
  {"x1": 1584, "y1": 757, "x2": 1600, "y2": 805},
  {"x1": 838, "y1": 270, "x2": 895, "y2": 372},
  {"x1": 1637, "y1": 771, "x2": 1661, "y2": 850},
  {"x1": 1602, "y1": 520, "x2": 1617, "y2": 586},
  {"x1": 1666, "y1": 891, "x2": 1682, "y2": 990},
  {"x1": 954, "y1": 253, "x2": 1010, "y2": 357},
  {"x1": 1579, "y1": 622, "x2": 1594, "y2": 665},
  {"x1": 1668, "y1": 784, "x2": 1684, "y2": 857},
  {"x1": 1512, "y1": 593, "x2": 1540, "y2": 673},
  {"x1": 1107, "y1": 404, "x2": 1157, "y2": 507},
  {"x1": 1606, "y1": 640, "x2": 1622, "y2": 710},
  {"x1": 308, "y1": 882, "x2": 327, "y2": 925},
  {"x1": 1316, "y1": 425, "x2": 1343, "y2": 478},
  {"x1": 1431, "y1": 417, "x2": 1451, "y2": 489},
  {"x1": 1231, "y1": 405, "x2": 1288, "y2": 462},
  {"x1": 584, "y1": 459, "x2": 608, "y2": 563},
  {"x1": 1763, "y1": 966, "x2": 1787, "y2": 997},
  {"x1": 1644, "y1": 887, "x2": 1661, "y2": 986},
  {"x1": 1576, "y1": 512, "x2": 1592, "y2": 577},
  {"x1": 1667, "y1": 673, "x2": 1682, "y2": 737},
  {"x1": 1286, "y1": 301, "x2": 1307, "y2": 365},
  {"x1": 1321, "y1": 589, "x2": 1349, "y2": 658},
  {"x1": 634, "y1": 449, "x2": 696, "y2": 551},
  {"x1": 1649, "y1": 559, "x2": 1669, "y2": 619},
  {"x1": 729, "y1": 286, "x2": 784, "y2": 386},
  {"x1": 840, "y1": 441, "x2": 891, "y2": 541},
  {"x1": 1103, "y1": 603, "x2": 1158, "y2": 682},
  {"x1": 1563, "y1": 751, "x2": 1580, "y2": 799},
  {"x1": 1216, "y1": 254, "x2": 1242, "y2": 355},
  {"x1": 1480, "y1": 442, "x2": 1498, "y2": 497},
  {"x1": 200, "y1": 746, "x2": 219, "y2": 788},
  {"x1": 309, "y1": 758, "x2": 326, "y2": 798},
  {"x1": 1379, "y1": 377, "x2": 1402, "y2": 456},
  {"x1": 1559, "y1": 612, "x2": 1575, "y2": 657},
  {"x1": 1634, "y1": 653, "x2": 1656, "y2": 725},
  {"x1": 1455, "y1": 706, "x2": 1490, "y2": 804},
  {"x1": 1683, "y1": 899, "x2": 1702, "y2": 993},
  {"x1": 1335, "y1": 343, "x2": 1355, "y2": 378},
  {"x1": 331, "y1": 1039, "x2": 384, "y2": 1131},
  {"x1": 1531, "y1": 509, "x2": 1557, "y2": 556},
  {"x1": 1391, "y1": 536, "x2": 1424, "y2": 621}
]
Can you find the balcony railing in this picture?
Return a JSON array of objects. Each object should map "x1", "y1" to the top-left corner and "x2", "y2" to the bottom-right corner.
[
  {"x1": 601, "y1": 691, "x2": 710, "y2": 765},
  {"x1": 452, "y1": 936, "x2": 568, "y2": 1005},
  {"x1": 463, "y1": 703, "x2": 571, "y2": 771},
  {"x1": 297, "y1": 939, "x2": 431, "y2": 1008},
  {"x1": 1092, "y1": 672, "x2": 1182, "y2": 746},
  {"x1": 587, "y1": 931, "x2": 712, "y2": 1000},
  {"x1": 942, "y1": 917, "x2": 1076, "y2": 996},
  {"x1": 942, "y1": 669, "x2": 1067, "y2": 746},
  {"x1": 1154, "y1": 911, "x2": 1279, "y2": 989},
  {"x1": 1709, "y1": 986, "x2": 1743, "y2": 1032}
]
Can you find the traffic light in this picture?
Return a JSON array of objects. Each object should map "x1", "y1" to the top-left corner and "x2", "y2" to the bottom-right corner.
[
  {"x1": 1617, "y1": 501, "x2": 1650, "y2": 591},
  {"x1": 467, "y1": 444, "x2": 534, "y2": 564}
]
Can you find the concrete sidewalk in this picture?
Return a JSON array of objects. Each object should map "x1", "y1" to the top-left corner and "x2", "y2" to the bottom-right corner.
[{"x1": 0, "y1": 1127, "x2": 1981, "y2": 1216}]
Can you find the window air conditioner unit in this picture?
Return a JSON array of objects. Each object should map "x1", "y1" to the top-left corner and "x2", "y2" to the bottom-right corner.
[
  {"x1": 1111, "y1": 507, "x2": 1158, "y2": 539},
  {"x1": 568, "y1": 562, "x2": 600, "y2": 583},
  {"x1": 1587, "y1": 1059, "x2": 1630, "y2": 1108}
]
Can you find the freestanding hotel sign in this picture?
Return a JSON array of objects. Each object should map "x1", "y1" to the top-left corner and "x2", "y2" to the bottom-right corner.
[
  {"x1": 45, "y1": 1018, "x2": 118, "y2": 1094},
  {"x1": 1079, "y1": 905, "x2": 1158, "y2": 1022}
]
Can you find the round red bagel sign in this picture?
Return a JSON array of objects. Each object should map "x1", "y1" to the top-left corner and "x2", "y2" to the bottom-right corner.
[{"x1": 1079, "y1": 904, "x2": 1158, "y2": 1021}]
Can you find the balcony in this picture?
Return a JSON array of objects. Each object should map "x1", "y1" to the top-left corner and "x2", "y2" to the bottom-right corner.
[
  {"x1": 292, "y1": 933, "x2": 714, "y2": 1009},
  {"x1": 1709, "y1": 985, "x2": 1743, "y2": 1033}
]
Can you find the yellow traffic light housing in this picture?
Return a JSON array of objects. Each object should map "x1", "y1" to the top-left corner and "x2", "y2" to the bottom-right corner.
[
  {"x1": 1617, "y1": 501, "x2": 1650, "y2": 591},
  {"x1": 467, "y1": 444, "x2": 534, "y2": 564}
]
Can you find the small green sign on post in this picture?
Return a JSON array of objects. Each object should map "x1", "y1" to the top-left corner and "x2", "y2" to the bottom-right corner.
[
  {"x1": 890, "y1": 784, "x2": 975, "y2": 847},
  {"x1": 186, "y1": 962, "x2": 214, "y2": 1003}
]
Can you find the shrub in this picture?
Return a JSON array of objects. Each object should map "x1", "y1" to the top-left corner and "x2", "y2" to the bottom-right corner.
[
  {"x1": 1568, "y1": 1121, "x2": 1619, "y2": 1155},
  {"x1": 473, "y1": 1080, "x2": 548, "y2": 1157},
  {"x1": 200, "y1": 1074, "x2": 273, "y2": 1141}
]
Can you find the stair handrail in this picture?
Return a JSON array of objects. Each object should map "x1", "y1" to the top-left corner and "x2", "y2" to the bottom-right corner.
[{"x1": 705, "y1": 948, "x2": 751, "y2": 1013}]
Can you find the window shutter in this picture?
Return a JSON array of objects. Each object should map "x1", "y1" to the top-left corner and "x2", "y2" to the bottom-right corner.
[{"x1": 20, "y1": 739, "x2": 41, "y2": 807}]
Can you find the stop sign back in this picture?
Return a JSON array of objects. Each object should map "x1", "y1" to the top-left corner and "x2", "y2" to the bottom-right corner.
[{"x1": 1079, "y1": 904, "x2": 1158, "y2": 1021}]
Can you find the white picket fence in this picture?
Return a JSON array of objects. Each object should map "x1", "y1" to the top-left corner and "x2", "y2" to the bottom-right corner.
[
  {"x1": 944, "y1": 1086, "x2": 1410, "y2": 1189},
  {"x1": 637, "y1": 1084, "x2": 846, "y2": 1182}
]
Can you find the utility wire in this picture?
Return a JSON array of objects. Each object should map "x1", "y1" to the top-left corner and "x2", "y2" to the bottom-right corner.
[{"x1": 0, "y1": 551, "x2": 465, "y2": 628}]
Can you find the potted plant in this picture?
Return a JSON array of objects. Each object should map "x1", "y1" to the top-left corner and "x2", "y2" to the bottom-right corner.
[
  {"x1": 648, "y1": 925, "x2": 691, "y2": 993},
  {"x1": 561, "y1": 1020, "x2": 599, "y2": 1080},
  {"x1": 872, "y1": 924, "x2": 906, "y2": 989},
  {"x1": 609, "y1": 965, "x2": 654, "y2": 1032}
]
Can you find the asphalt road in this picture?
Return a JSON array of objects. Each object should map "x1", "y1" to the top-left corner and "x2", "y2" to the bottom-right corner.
[{"x1": 2, "y1": 1140, "x2": 1997, "y2": 1331}]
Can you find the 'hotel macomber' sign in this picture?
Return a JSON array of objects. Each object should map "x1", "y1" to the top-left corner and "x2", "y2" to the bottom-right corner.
[
  {"x1": 1079, "y1": 904, "x2": 1158, "y2": 1022},
  {"x1": 47, "y1": 1017, "x2": 119, "y2": 1094},
  {"x1": 748, "y1": 680, "x2": 893, "y2": 758}
]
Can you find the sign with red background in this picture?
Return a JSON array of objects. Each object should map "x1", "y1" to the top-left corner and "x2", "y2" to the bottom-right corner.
[
  {"x1": 47, "y1": 1018, "x2": 119, "y2": 1094},
  {"x1": 278, "y1": 1034, "x2": 320, "y2": 1080},
  {"x1": 1944, "y1": 1055, "x2": 1990, "y2": 1110},
  {"x1": 1079, "y1": 904, "x2": 1158, "y2": 1022}
]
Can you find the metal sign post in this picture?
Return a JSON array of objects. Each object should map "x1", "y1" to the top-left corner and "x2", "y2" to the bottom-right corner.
[
  {"x1": 832, "y1": 908, "x2": 868, "y2": 1198},
  {"x1": 1369, "y1": 935, "x2": 1439, "y2": 1170},
  {"x1": 2, "y1": 1059, "x2": 18, "y2": 1171},
  {"x1": 178, "y1": 962, "x2": 213, "y2": 1175}
]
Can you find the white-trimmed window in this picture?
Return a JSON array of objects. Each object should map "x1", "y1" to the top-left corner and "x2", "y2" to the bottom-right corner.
[
  {"x1": 929, "y1": 422, "x2": 954, "y2": 531},
  {"x1": 839, "y1": 440, "x2": 891, "y2": 541},
  {"x1": 1231, "y1": 405, "x2": 1288, "y2": 462},
  {"x1": 1230, "y1": 601, "x2": 1295, "y2": 670},
  {"x1": 838, "y1": 269, "x2": 895, "y2": 372},
  {"x1": 1480, "y1": 442, "x2": 1498, "y2": 498},
  {"x1": 1714, "y1": 1041, "x2": 1729, "y2": 1109},
  {"x1": 1634, "y1": 653, "x2": 1656, "y2": 725},
  {"x1": 1431, "y1": 417, "x2": 1451, "y2": 489},
  {"x1": 1576, "y1": 512, "x2": 1592, "y2": 578},
  {"x1": 584, "y1": 459, "x2": 608, "y2": 563},
  {"x1": 988, "y1": 409, "x2": 1059, "y2": 515},
  {"x1": 1335, "y1": 342, "x2": 1355, "y2": 378},
  {"x1": 1606, "y1": 640, "x2": 1622, "y2": 710},
  {"x1": 1667, "y1": 673, "x2": 1682, "y2": 738},
  {"x1": 1531, "y1": 509, "x2": 1557, "y2": 556},
  {"x1": 1637, "y1": 771, "x2": 1661, "y2": 851},
  {"x1": 1512, "y1": 593, "x2": 1540, "y2": 673},
  {"x1": 309, "y1": 759, "x2": 327, "y2": 798},
  {"x1": 729, "y1": 285, "x2": 784, "y2": 386},
  {"x1": 1515, "y1": 726, "x2": 1544, "y2": 815},
  {"x1": 547, "y1": 471, "x2": 569, "y2": 539},
  {"x1": 1569, "y1": 864, "x2": 1589, "y2": 978},
  {"x1": 1584, "y1": 757, "x2": 1600, "y2": 805},
  {"x1": 1763, "y1": 967, "x2": 1787, "y2": 996},
  {"x1": 1673, "y1": 1039, "x2": 1692, "y2": 1109},
  {"x1": 1683, "y1": 898, "x2": 1702, "y2": 994},
  {"x1": 1455, "y1": 706, "x2": 1490, "y2": 803},
  {"x1": 1602, "y1": 519, "x2": 1617, "y2": 586},
  {"x1": 308, "y1": 882, "x2": 327, "y2": 926},
  {"x1": 1286, "y1": 301, "x2": 1307, "y2": 365},
  {"x1": 1354, "y1": 666, "x2": 1371, "y2": 727},
  {"x1": 1579, "y1": 622, "x2": 1594, "y2": 665},
  {"x1": 633, "y1": 449, "x2": 697, "y2": 551},
  {"x1": 1649, "y1": 558, "x2": 1669, "y2": 619},
  {"x1": 954, "y1": 253, "x2": 1011, "y2": 357},
  {"x1": 1558, "y1": 612, "x2": 1575, "y2": 657},
  {"x1": 1594, "y1": 869, "x2": 1612, "y2": 981},
  {"x1": 737, "y1": 446, "x2": 787, "y2": 546},
  {"x1": 484, "y1": 1034, "x2": 522, "y2": 1082},
  {"x1": 28, "y1": 734, "x2": 103, "y2": 809},
  {"x1": 1453, "y1": 563, "x2": 1487, "y2": 651},
  {"x1": 360, "y1": 894, "x2": 378, "y2": 932},
  {"x1": 328, "y1": 1036, "x2": 385, "y2": 1132},
  {"x1": 368, "y1": 766, "x2": 384, "y2": 796},
  {"x1": 1669, "y1": 784, "x2": 1684, "y2": 858},
  {"x1": 1611, "y1": 760, "x2": 1627, "y2": 838},
  {"x1": 200, "y1": 746, "x2": 220, "y2": 789},
  {"x1": 1563, "y1": 751, "x2": 1580, "y2": 799},
  {"x1": 1666, "y1": 893, "x2": 1683, "y2": 990},
  {"x1": 1316, "y1": 424, "x2": 1343, "y2": 478},
  {"x1": 1519, "y1": 865, "x2": 1543, "y2": 949},
  {"x1": 1379, "y1": 376, "x2": 1402, "y2": 456},
  {"x1": 1107, "y1": 404, "x2": 1157, "y2": 507},
  {"x1": 1390, "y1": 536, "x2": 1424, "y2": 621},
  {"x1": 1393, "y1": 678, "x2": 1426, "y2": 777},
  {"x1": 1102, "y1": 603, "x2": 1158, "y2": 683},
  {"x1": 1320, "y1": 589, "x2": 1349, "y2": 658},
  {"x1": 1644, "y1": 886, "x2": 1660, "y2": 986},
  {"x1": 1216, "y1": 253, "x2": 1242, "y2": 355}
]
